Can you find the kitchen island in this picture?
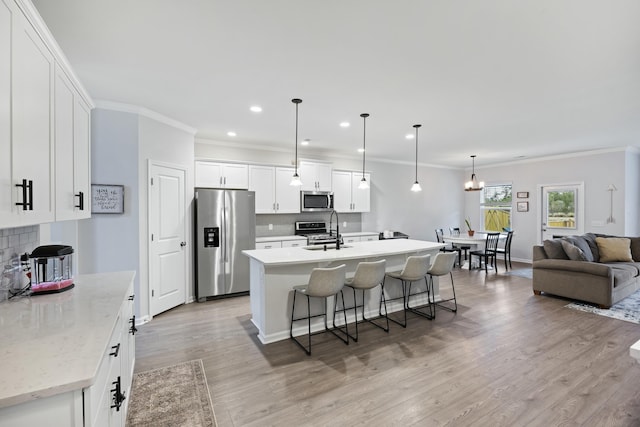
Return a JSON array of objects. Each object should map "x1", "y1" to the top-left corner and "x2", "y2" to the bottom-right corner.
[{"x1": 242, "y1": 239, "x2": 443, "y2": 344}]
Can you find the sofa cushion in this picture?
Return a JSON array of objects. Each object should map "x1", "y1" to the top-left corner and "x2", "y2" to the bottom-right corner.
[
  {"x1": 583, "y1": 233, "x2": 600, "y2": 262},
  {"x1": 561, "y1": 240, "x2": 588, "y2": 261},
  {"x1": 563, "y1": 236, "x2": 594, "y2": 262},
  {"x1": 543, "y1": 239, "x2": 569, "y2": 260},
  {"x1": 596, "y1": 237, "x2": 633, "y2": 263}
]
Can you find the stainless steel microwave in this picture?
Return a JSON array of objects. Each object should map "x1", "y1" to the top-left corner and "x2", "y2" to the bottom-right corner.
[{"x1": 300, "y1": 191, "x2": 334, "y2": 212}]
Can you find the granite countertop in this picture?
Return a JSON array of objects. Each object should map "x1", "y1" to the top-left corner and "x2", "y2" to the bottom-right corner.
[
  {"x1": 243, "y1": 238, "x2": 443, "y2": 266},
  {"x1": 0, "y1": 271, "x2": 136, "y2": 408},
  {"x1": 256, "y1": 231, "x2": 379, "y2": 243},
  {"x1": 256, "y1": 235, "x2": 308, "y2": 243}
]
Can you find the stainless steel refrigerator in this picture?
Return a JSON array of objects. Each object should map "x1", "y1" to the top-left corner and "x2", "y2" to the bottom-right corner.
[{"x1": 194, "y1": 188, "x2": 255, "y2": 301}]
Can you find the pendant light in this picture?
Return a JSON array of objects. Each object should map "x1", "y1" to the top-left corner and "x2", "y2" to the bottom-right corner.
[
  {"x1": 290, "y1": 98, "x2": 303, "y2": 186},
  {"x1": 358, "y1": 113, "x2": 370, "y2": 189},
  {"x1": 410, "y1": 124, "x2": 422, "y2": 192},
  {"x1": 464, "y1": 155, "x2": 484, "y2": 191}
]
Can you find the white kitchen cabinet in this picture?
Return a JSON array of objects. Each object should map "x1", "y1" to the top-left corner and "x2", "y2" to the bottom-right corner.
[
  {"x1": 332, "y1": 170, "x2": 371, "y2": 213},
  {"x1": 0, "y1": 0, "x2": 55, "y2": 227},
  {"x1": 361, "y1": 233, "x2": 379, "y2": 242},
  {"x1": 195, "y1": 161, "x2": 248, "y2": 189},
  {"x1": 282, "y1": 239, "x2": 306, "y2": 248},
  {"x1": 256, "y1": 241, "x2": 282, "y2": 250},
  {"x1": 343, "y1": 236, "x2": 361, "y2": 244},
  {"x1": 299, "y1": 160, "x2": 332, "y2": 192},
  {"x1": 54, "y1": 65, "x2": 91, "y2": 221},
  {"x1": 249, "y1": 165, "x2": 300, "y2": 214},
  {"x1": 0, "y1": 273, "x2": 136, "y2": 427}
]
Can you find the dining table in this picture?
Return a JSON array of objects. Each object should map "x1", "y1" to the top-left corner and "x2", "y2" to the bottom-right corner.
[{"x1": 443, "y1": 232, "x2": 506, "y2": 270}]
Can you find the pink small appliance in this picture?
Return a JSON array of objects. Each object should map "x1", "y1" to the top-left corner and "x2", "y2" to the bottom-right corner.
[{"x1": 29, "y1": 245, "x2": 75, "y2": 295}]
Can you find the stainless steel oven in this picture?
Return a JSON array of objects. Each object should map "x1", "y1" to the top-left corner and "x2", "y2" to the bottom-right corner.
[{"x1": 300, "y1": 191, "x2": 333, "y2": 212}]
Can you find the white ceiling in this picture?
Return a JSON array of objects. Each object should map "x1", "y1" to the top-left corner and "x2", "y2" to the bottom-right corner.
[{"x1": 32, "y1": 0, "x2": 640, "y2": 168}]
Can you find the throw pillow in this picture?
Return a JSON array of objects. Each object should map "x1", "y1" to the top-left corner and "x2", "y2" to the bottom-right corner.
[
  {"x1": 583, "y1": 233, "x2": 600, "y2": 262},
  {"x1": 563, "y1": 236, "x2": 594, "y2": 262},
  {"x1": 630, "y1": 237, "x2": 640, "y2": 262},
  {"x1": 596, "y1": 237, "x2": 633, "y2": 263},
  {"x1": 561, "y1": 240, "x2": 588, "y2": 261},
  {"x1": 543, "y1": 239, "x2": 569, "y2": 260}
]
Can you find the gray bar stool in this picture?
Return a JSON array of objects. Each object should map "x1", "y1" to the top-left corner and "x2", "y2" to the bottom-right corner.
[
  {"x1": 341, "y1": 259, "x2": 388, "y2": 342},
  {"x1": 290, "y1": 264, "x2": 348, "y2": 355},
  {"x1": 383, "y1": 254, "x2": 432, "y2": 327},
  {"x1": 428, "y1": 252, "x2": 458, "y2": 315}
]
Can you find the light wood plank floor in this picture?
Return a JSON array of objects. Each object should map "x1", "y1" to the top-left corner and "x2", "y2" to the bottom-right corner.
[{"x1": 135, "y1": 263, "x2": 640, "y2": 426}]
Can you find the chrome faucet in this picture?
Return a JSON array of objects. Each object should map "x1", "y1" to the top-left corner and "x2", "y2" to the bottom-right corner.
[{"x1": 329, "y1": 209, "x2": 340, "y2": 250}]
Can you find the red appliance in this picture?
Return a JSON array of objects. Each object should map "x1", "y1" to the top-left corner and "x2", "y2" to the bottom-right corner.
[{"x1": 29, "y1": 245, "x2": 75, "y2": 295}]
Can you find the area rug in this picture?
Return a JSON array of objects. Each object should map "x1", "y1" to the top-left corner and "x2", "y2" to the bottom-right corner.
[
  {"x1": 565, "y1": 289, "x2": 640, "y2": 325},
  {"x1": 505, "y1": 268, "x2": 533, "y2": 279},
  {"x1": 126, "y1": 359, "x2": 217, "y2": 427}
]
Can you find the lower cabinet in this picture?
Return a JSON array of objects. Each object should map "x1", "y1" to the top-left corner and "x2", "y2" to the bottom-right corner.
[
  {"x1": 0, "y1": 284, "x2": 136, "y2": 427},
  {"x1": 85, "y1": 285, "x2": 136, "y2": 427}
]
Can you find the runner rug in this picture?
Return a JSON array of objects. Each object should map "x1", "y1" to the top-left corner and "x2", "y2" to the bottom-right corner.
[{"x1": 126, "y1": 359, "x2": 217, "y2": 427}]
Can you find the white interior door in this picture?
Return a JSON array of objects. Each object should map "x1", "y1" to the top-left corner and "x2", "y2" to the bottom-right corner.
[
  {"x1": 149, "y1": 163, "x2": 187, "y2": 316},
  {"x1": 539, "y1": 183, "x2": 584, "y2": 243}
]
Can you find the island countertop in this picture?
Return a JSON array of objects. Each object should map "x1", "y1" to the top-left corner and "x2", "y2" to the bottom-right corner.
[
  {"x1": 243, "y1": 239, "x2": 444, "y2": 344},
  {"x1": 0, "y1": 271, "x2": 136, "y2": 408},
  {"x1": 243, "y1": 238, "x2": 443, "y2": 266}
]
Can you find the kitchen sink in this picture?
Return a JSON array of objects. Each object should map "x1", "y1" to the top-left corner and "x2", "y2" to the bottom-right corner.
[{"x1": 302, "y1": 245, "x2": 352, "y2": 251}]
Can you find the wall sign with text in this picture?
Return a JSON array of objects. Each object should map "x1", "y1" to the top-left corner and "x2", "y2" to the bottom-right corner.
[{"x1": 91, "y1": 184, "x2": 125, "y2": 213}]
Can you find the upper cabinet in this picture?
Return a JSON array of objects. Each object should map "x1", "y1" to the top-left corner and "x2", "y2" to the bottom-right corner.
[
  {"x1": 0, "y1": 0, "x2": 93, "y2": 227},
  {"x1": 299, "y1": 160, "x2": 332, "y2": 192},
  {"x1": 0, "y1": 0, "x2": 55, "y2": 227},
  {"x1": 249, "y1": 165, "x2": 300, "y2": 214},
  {"x1": 332, "y1": 170, "x2": 371, "y2": 213},
  {"x1": 195, "y1": 161, "x2": 248, "y2": 189},
  {"x1": 55, "y1": 65, "x2": 91, "y2": 221}
]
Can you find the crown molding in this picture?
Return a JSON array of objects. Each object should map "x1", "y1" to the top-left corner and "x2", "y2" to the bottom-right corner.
[{"x1": 95, "y1": 100, "x2": 197, "y2": 135}]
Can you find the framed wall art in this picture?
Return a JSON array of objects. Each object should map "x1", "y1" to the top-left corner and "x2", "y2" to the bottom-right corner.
[
  {"x1": 517, "y1": 201, "x2": 529, "y2": 212},
  {"x1": 91, "y1": 184, "x2": 125, "y2": 214}
]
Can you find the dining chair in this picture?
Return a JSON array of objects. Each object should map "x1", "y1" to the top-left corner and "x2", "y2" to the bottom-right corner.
[
  {"x1": 469, "y1": 232, "x2": 501, "y2": 273},
  {"x1": 496, "y1": 230, "x2": 514, "y2": 270},
  {"x1": 383, "y1": 254, "x2": 432, "y2": 327},
  {"x1": 449, "y1": 227, "x2": 471, "y2": 261},
  {"x1": 435, "y1": 229, "x2": 461, "y2": 266},
  {"x1": 290, "y1": 264, "x2": 348, "y2": 355},
  {"x1": 341, "y1": 259, "x2": 388, "y2": 342}
]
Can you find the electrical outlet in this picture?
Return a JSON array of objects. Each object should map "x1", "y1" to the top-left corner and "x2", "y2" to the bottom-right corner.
[
  {"x1": 268, "y1": 224, "x2": 273, "y2": 230},
  {"x1": 591, "y1": 220, "x2": 604, "y2": 227},
  {"x1": 343, "y1": 221, "x2": 347, "y2": 227}
]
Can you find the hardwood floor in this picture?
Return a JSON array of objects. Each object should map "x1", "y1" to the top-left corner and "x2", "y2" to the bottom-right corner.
[{"x1": 135, "y1": 263, "x2": 640, "y2": 426}]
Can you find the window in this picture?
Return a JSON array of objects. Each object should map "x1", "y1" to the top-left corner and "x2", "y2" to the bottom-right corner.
[
  {"x1": 481, "y1": 184, "x2": 512, "y2": 231},
  {"x1": 545, "y1": 188, "x2": 576, "y2": 229}
]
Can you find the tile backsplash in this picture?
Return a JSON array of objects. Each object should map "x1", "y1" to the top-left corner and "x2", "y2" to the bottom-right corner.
[{"x1": 1, "y1": 226, "x2": 39, "y2": 294}]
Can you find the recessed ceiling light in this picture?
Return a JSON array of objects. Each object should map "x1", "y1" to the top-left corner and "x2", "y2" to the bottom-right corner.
[
  {"x1": 250, "y1": 106, "x2": 262, "y2": 113},
  {"x1": 405, "y1": 134, "x2": 414, "y2": 139},
  {"x1": 301, "y1": 139, "x2": 310, "y2": 146},
  {"x1": 227, "y1": 131, "x2": 237, "y2": 137},
  {"x1": 340, "y1": 122, "x2": 350, "y2": 128},
  {"x1": 357, "y1": 148, "x2": 365, "y2": 153}
]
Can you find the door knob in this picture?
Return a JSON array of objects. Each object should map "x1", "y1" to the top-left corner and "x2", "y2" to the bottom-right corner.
[{"x1": 180, "y1": 241, "x2": 187, "y2": 247}]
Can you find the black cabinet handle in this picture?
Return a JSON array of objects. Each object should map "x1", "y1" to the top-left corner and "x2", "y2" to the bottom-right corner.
[
  {"x1": 109, "y1": 343, "x2": 120, "y2": 357},
  {"x1": 75, "y1": 191, "x2": 84, "y2": 210},
  {"x1": 129, "y1": 315, "x2": 137, "y2": 335},
  {"x1": 128, "y1": 294, "x2": 135, "y2": 301},
  {"x1": 27, "y1": 180, "x2": 33, "y2": 210},
  {"x1": 110, "y1": 376, "x2": 126, "y2": 411},
  {"x1": 15, "y1": 179, "x2": 33, "y2": 210}
]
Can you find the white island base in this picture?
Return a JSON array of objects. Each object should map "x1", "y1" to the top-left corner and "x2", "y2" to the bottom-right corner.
[{"x1": 243, "y1": 239, "x2": 444, "y2": 344}]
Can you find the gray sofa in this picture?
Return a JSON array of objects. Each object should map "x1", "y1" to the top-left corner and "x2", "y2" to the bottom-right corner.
[{"x1": 532, "y1": 233, "x2": 640, "y2": 308}]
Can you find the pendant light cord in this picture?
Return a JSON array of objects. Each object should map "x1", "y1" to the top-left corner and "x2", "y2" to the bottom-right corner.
[
  {"x1": 295, "y1": 102, "x2": 299, "y2": 173},
  {"x1": 414, "y1": 124, "x2": 421, "y2": 182},
  {"x1": 361, "y1": 113, "x2": 369, "y2": 179}
]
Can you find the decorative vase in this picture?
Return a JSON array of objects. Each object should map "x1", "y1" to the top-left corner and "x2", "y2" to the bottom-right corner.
[{"x1": 468, "y1": 230, "x2": 475, "y2": 237}]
